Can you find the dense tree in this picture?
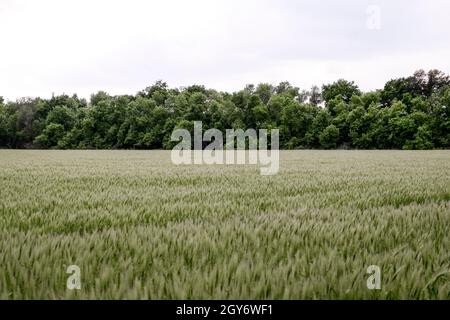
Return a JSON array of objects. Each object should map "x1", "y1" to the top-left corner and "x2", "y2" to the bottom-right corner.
[
  {"x1": 255, "y1": 83, "x2": 274, "y2": 105},
  {"x1": 0, "y1": 98, "x2": 6, "y2": 145},
  {"x1": 381, "y1": 69, "x2": 450, "y2": 107},
  {"x1": 308, "y1": 85, "x2": 322, "y2": 106},
  {"x1": 0, "y1": 70, "x2": 448, "y2": 150},
  {"x1": 319, "y1": 125, "x2": 340, "y2": 149},
  {"x1": 322, "y1": 80, "x2": 361, "y2": 106}
]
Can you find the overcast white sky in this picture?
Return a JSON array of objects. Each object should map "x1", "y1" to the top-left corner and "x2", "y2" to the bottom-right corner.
[{"x1": 1, "y1": 0, "x2": 449, "y2": 101}]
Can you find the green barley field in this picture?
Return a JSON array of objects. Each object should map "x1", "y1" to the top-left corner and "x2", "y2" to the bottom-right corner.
[{"x1": 0, "y1": 150, "x2": 449, "y2": 299}]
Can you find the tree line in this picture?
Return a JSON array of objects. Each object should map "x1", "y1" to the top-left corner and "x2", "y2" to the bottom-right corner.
[{"x1": 0, "y1": 69, "x2": 449, "y2": 150}]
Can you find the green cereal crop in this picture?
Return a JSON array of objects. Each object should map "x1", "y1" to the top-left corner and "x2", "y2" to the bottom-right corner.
[{"x1": 0, "y1": 150, "x2": 449, "y2": 299}]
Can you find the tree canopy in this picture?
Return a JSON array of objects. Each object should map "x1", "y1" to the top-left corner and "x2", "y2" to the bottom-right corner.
[{"x1": 0, "y1": 70, "x2": 449, "y2": 150}]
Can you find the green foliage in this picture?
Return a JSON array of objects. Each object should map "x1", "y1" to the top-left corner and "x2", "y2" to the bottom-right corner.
[
  {"x1": 255, "y1": 83, "x2": 274, "y2": 105},
  {"x1": 381, "y1": 69, "x2": 450, "y2": 107},
  {"x1": 319, "y1": 124, "x2": 340, "y2": 149},
  {"x1": 322, "y1": 79, "x2": 361, "y2": 106},
  {"x1": 34, "y1": 123, "x2": 65, "y2": 148},
  {"x1": 0, "y1": 70, "x2": 449, "y2": 150},
  {"x1": 403, "y1": 125, "x2": 434, "y2": 150},
  {"x1": 0, "y1": 100, "x2": 6, "y2": 146},
  {"x1": 308, "y1": 85, "x2": 322, "y2": 106}
]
